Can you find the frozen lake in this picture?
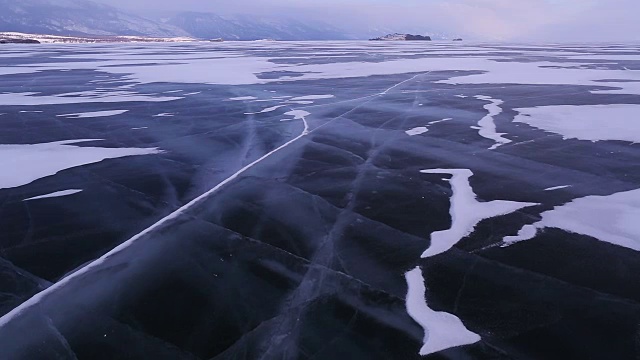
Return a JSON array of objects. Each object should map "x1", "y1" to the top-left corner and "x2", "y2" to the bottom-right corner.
[{"x1": 0, "y1": 41, "x2": 639, "y2": 359}]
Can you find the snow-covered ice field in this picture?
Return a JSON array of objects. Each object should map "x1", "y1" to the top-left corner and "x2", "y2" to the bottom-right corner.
[{"x1": 0, "y1": 41, "x2": 639, "y2": 359}]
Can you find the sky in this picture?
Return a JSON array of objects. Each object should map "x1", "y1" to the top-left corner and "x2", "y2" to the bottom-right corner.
[{"x1": 97, "y1": 0, "x2": 640, "y2": 41}]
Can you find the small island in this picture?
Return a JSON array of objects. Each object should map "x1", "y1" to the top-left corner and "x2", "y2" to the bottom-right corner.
[{"x1": 370, "y1": 33, "x2": 432, "y2": 41}]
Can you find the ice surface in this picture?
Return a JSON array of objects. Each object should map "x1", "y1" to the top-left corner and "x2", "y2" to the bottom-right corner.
[
  {"x1": 2, "y1": 42, "x2": 640, "y2": 358},
  {"x1": 58, "y1": 110, "x2": 128, "y2": 118},
  {"x1": 405, "y1": 267, "x2": 481, "y2": 356},
  {"x1": 5, "y1": 45, "x2": 640, "y2": 96},
  {"x1": 421, "y1": 169, "x2": 538, "y2": 258},
  {"x1": 0, "y1": 139, "x2": 162, "y2": 189},
  {"x1": 0, "y1": 105, "x2": 312, "y2": 331},
  {"x1": 514, "y1": 105, "x2": 640, "y2": 143},
  {"x1": 474, "y1": 96, "x2": 512, "y2": 150},
  {"x1": 23, "y1": 189, "x2": 83, "y2": 201},
  {"x1": 504, "y1": 189, "x2": 640, "y2": 251}
]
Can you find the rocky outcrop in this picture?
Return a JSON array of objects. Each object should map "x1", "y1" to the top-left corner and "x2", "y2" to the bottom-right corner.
[{"x1": 370, "y1": 33, "x2": 432, "y2": 41}]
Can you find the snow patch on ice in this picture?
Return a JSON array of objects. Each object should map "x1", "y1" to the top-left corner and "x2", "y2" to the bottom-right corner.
[
  {"x1": 58, "y1": 110, "x2": 128, "y2": 118},
  {"x1": 421, "y1": 168, "x2": 538, "y2": 257},
  {"x1": 289, "y1": 94, "x2": 334, "y2": 101},
  {"x1": 406, "y1": 127, "x2": 429, "y2": 136},
  {"x1": 502, "y1": 225, "x2": 538, "y2": 246},
  {"x1": 24, "y1": 189, "x2": 83, "y2": 201},
  {"x1": 404, "y1": 167, "x2": 537, "y2": 356},
  {"x1": 5, "y1": 46, "x2": 640, "y2": 96},
  {"x1": 284, "y1": 110, "x2": 310, "y2": 120},
  {"x1": 228, "y1": 96, "x2": 258, "y2": 101},
  {"x1": 287, "y1": 100, "x2": 314, "y2": 105},
  {"x1": 245, "y1": 105, "x2": 286, "y2": 115},
  {"x1": 503, "y1": 189, "x2": 640, "y2": 251},
  {"x1": 0, "y1": 139, "x2": 163, "y2": 190},
  {"x1": 474, "y1": 96, "x2": 512, "y2": 150},
  {"x1": 405, "y1": 267, "x2": 481, "y2": 356},
  {"x1": 514, "y1": 104, "x2": 640, "y2": 143},
  {"x1": 0, "y1": 92, "x2": 179, "y2": 106}
]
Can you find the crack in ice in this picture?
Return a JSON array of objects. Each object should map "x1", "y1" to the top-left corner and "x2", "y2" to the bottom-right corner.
[{"x1": 0, "y1": 109, "x2": 311, "y2": 329}]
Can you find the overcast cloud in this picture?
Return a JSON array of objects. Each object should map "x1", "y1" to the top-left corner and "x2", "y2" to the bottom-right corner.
[{"x1": 96, "y1": 0, "x2": 640, "y2": 41}]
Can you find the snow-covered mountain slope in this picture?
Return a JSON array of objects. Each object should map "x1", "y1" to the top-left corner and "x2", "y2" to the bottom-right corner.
[
  {"x1": 164, "y1": 12, "x2": 353, "y2": 41},
  {"x1": 0, "y1": 32, "x2": 196, "y2": 43},
  {"x1": 0, "y1": 0, "x2": 189, "y2": 37},
  {"x1": 0, "y1": 0, "x2": 446, "y2": 41}
]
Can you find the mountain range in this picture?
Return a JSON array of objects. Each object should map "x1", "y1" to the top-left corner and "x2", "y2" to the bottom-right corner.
[
  {"x1": 0, "y1": 0, "x2": 187, "y2": 37},
  {"x1": 0, "y1": 0, "x2": 448, "y2": 41}
]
